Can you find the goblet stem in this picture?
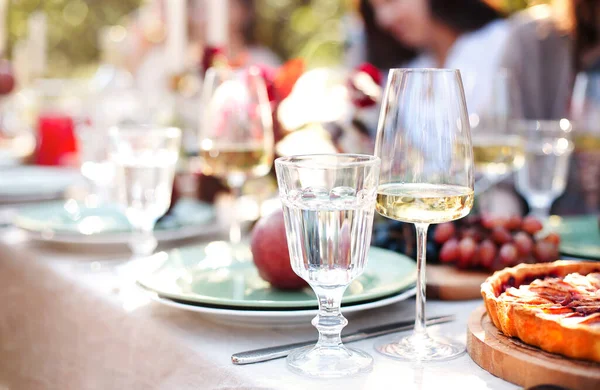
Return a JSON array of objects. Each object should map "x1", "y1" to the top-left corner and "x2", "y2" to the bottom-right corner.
[
  {"x1": 312, "y1": 286, "x2": 347, "y2": 348},
  {"x1": 414, "y1": 223, "x2": 429, "y2": 338},
  {"x1": 129, "y1": 219, "x2": 158, "y2": 258},
  {"x1": 228, "y1": 183, "x2": 243, "y2": 245},
  {"x1": 529, "y1": 204, "x2": 551, "y2": 221}
]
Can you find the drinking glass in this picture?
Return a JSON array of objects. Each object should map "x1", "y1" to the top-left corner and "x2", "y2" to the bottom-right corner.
[
  {"x1": 199, "y1": 66, "x2": 274, "y2": 251},
  {"x1": 275, "y1": 154, "x2": 380, "y2": 378},
  {"x1": 570, "y1": 72, "x2": 600, "y2": 212},
  {"x1": 374, "y1": 69, "x2": 474, "y2": 361},
  {"x1": 109, "y1": 125, "x2": 182, "y2": 257},
  {"x1": 469, "y1": 69, "x2": 524, "y2": 195},
  {"x1": 515, "y1": 120, "x2": 574, "y2": 220}
]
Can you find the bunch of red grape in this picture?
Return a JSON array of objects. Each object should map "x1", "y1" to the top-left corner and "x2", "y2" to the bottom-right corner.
[{"x1": 434, "y1": 215, "x2": 560, "y2": 271}]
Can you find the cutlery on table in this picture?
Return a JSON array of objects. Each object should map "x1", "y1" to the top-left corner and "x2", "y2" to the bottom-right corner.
[{"x1": 231, "y1": 315, "x2": 455, "y2": 365}]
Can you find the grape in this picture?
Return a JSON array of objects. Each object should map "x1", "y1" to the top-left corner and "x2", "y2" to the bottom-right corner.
[
  {"x1": 492, "y1": 227, "x2": 512, "y2": 245},
  {"x1": 426, "y1": 241, "x2": 439, "y2": 262},
  {"x1": 439, "y1": 238, "x2": 459, "y2": 263},
  {"x1": 506, "y1": 215, "x2": 523, "y2": 231},
  {"x1": 434, "y1": 222, "x2": 455, "y2": 244},
  {"x1": 481, "y1": 214, "x2": 498, "y2": 229},
  {"x1": 478, "y1": 239, "x2": 497, "y2": 269},
  {"x1": 461, "y1": 227, "x2": 483, "y2": 242},
  {"x1": 534, "y1": 241, "x2": 559, "y2": 262},
  {"x1": 389, "y1": 220, "x2": 405, "y2": 232},
  {"x1": 457, "y1": 237, "x2": 477, "y2": 268},
  {"x1": 513, "y1": 231, "x2": 534, "y2": 256},
  {"x1": 499, "y1": 243, "x2": 518, "y2": 266},
  {"x1": 522, "y1": 216, "x2": 544, "y2": 235},
  {"x1": 543, "y1": 232, "x2": 561, "y2": 245}
]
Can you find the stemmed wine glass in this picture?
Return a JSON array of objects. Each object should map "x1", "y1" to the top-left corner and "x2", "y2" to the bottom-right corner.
[
  {"x1": 199, "y1": 66, "x2": 274, "y2": 256},
  {"x1": 570, "y1": 72, "x2": 600, "y2": 212},
  {"x1": 109, "y1": 125, "x2": 182, "y2": 258},
  {"x1": 469, "y1": 69, "x2": 524, "y2": 196},
  {"x1": 374, "y1": 69, "x2": 474, "y2": 361},
  {"x1": 275, "y1": 154, "x2": 380, "y2": 378},
  {"x1": 514, "y1": 120, "x2": 574, "y2": 220}
]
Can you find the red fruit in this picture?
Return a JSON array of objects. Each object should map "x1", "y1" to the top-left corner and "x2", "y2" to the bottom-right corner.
[
  {"x1": 0, "y1": 59, "x2": 15, "y2": 96},
  {"x1": 251, "y1": 209, "x2": 307, "y2": 290},
  {"x1": 457, "y1": 237, "x2": 476, "y2": 268},
  {"x1": 439, "y1": 238, "x2": 459, "y2": 263},
  {"x1": 513, "y1": 231, "x2": 534, "y2": 256},
  {"x1": 492, "y1": 227, "x2": 512, "y2": 245},
  {"x1": 534, "y1": 241, "x2": 559, "y2": 263},
  {"x1": 478, "y1": 239, "x2": 497, "y2": 270},
  {"x1": 543, "y1": 232, "x2": 561, "y2": 245},
  {"x1": 506, "y1": 215, "x2": 523, "y2": 231},
  {"x1": 461, "y1": 227, "x2": 483, "y2": 242},
  {"x1": 480, "y1": 214, "x2": 497, "y2": 229},
  {"x1": 434, "y1": 222, "x2": 455, "y2": 244},
  {"x1": 499, "y1": 243, "x2": 518, "y2": 266},
  {"x1": 522, "y1": 216, "x2": 544, "y2": 235}
]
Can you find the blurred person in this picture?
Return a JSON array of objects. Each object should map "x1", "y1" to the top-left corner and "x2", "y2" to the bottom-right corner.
[
  {"x1": 500, "y1": 1, "x2": 574, "y2": 120},
  {"x1": 368, "y1": 0, "x2": 509, "y2": 115}
]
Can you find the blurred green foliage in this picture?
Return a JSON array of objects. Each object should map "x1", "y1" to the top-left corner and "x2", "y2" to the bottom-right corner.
[{"x1": 8, "y1": 0, "x2": 141, "y2": 77}]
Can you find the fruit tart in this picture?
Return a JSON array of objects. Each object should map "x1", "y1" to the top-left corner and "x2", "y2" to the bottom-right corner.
[{"x1": 481, "y1": 261, "x2": 600, "y2": 362}]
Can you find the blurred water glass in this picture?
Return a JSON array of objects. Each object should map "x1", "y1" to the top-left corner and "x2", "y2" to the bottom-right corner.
[
  {"x1": 109, "y1": 126, "x2": 181, "y2": 257},
  {"x1": 515, "y1": 120, "x2": 574, "y2": 220}
]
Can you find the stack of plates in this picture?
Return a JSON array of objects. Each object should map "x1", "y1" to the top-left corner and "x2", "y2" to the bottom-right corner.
[
  {"x1": 137, "y1": 244, "x2": 417, "y2": 326},
  {"x1": 14, "y1": 199, "x2": 219, "y2": 245},
  {"x1": 0, "y1": 166, "x2": 80, "y2": 204}
]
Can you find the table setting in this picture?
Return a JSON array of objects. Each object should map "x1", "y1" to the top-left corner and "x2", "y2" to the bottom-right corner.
[{"x1": 2, "y1": 3, "x2": 600, "y2": 390}]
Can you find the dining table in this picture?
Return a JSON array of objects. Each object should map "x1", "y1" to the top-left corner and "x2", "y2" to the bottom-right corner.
[{"x1": 0, "y1": 220, "x2": 519, "y2": 390}]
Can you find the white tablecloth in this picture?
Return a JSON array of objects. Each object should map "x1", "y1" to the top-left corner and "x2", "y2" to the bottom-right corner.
[{"x1": 0, "y1": 229, "x2": 518, "y2": 390}]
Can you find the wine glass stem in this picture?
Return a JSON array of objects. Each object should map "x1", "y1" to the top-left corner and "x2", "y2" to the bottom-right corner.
[
  {"x1": 130, "y1": 219, "x2": 157, "y2": 258},
  {"x1": 312, "y1": 286, "x2": 348, "y2": 348},
  {"x1": 414, "y1": 223, "x2": 430, "y2": 338},
  {"x1": 229, "y1": 183, "x2": 242, "y2": 245},
  {"x1": 529, "y1": 204, "x2": 550, "y2": 220}
]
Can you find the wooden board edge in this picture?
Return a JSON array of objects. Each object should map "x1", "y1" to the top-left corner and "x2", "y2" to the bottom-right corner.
[{"x1": 467, "y1": 306, "x2": 600, "y2": 389}]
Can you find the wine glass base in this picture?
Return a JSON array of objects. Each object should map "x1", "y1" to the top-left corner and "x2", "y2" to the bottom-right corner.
[
  {"x1": 375, "y1": 333, "x2": 465, "y2": 362},
  {"x1": 287, "y1": 345, "x2": 373, "y2": 379}
]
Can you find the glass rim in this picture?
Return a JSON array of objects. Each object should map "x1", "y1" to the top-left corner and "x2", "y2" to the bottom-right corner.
[
  {"x1": 108, "y1": 125, "x2": 182, "y2": 139},
  {"x1": 275, "y1": 154, "x2": 380, "y2": 169},
  {"x1": 388, "y1": 68, "x2": 461, "y2": 74}
]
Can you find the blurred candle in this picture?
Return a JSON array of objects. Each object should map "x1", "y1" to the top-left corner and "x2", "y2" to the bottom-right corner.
[
  {"x1": 36, "y1": 113, "x2": 78, "y2": 166},
  {"x1": 166, "y1": 0, "x2": 188, "y2": 74},
  {"x1": 206, "y1": 0, "x2": 228, "y2": 47},
  {"x1": 27, "y1": 11, "x2": 47, "y2": 77}
]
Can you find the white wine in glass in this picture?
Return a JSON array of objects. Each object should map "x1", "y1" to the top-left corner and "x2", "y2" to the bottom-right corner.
[
  {"x1": 374, "y1": 68, "x2": 474, "y2": 362},
  {"x1": 199, "y1": 67, "x2": 274, "y2": 246},
  {"x1": 472, "y1": 134, "x2": 525, "y2": 177}
]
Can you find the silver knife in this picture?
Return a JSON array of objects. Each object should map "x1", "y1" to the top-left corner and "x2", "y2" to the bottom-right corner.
[{"x1": 231, "y1": 315, "x2": 454, "y2": 365}]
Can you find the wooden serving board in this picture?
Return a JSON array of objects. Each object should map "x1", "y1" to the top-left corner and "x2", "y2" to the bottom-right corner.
[
  {"x1": 426, "y1": 264, "x2": 489, "y2": 300},
  {"x1": 467, "y1": 306, "x2": 600, "y2": 389}
]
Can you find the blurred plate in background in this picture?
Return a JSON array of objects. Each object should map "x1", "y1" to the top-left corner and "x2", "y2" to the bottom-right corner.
[
  {"x1": 550, "y1": 215, "x2": 600, "y2": 259},
  {"x1": 0, "y1": 166, "x2": 80, "y2": 203},
  {"x1": 14, "y1": 198, "x2": 219, "y2": 244}
]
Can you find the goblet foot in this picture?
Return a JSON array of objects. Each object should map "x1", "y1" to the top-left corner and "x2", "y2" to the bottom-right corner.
[
  {"x1": 375, "y1": 333, "x2": 465, "y2": 362},
  {"x1": 287, "y1": 344, "x2": 373, "y2": 378}
]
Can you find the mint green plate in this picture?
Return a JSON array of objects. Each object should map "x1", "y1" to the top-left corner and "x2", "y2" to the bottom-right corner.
[
  {"x1": 14, "y1": 199, "x2": 217, "y2": 244},
  {"x1": 549, "y1": 215, "x2": 600, "y2": 260},
  {"x1": 137, "y1": 244, "x2": 417, "y2": 309}
]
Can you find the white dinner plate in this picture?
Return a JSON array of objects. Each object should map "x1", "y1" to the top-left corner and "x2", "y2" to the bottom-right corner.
[
  {"x1": 143, "y1": 286, "x2": 416, "y2": 327},
  {"x1": 0, "y1": 166, "x2": 80, "y2": 202}
]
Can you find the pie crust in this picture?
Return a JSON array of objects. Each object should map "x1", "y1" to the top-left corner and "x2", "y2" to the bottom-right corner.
[{"x1": 481, "y1": 261, "x2": 600, "y2": 363}]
